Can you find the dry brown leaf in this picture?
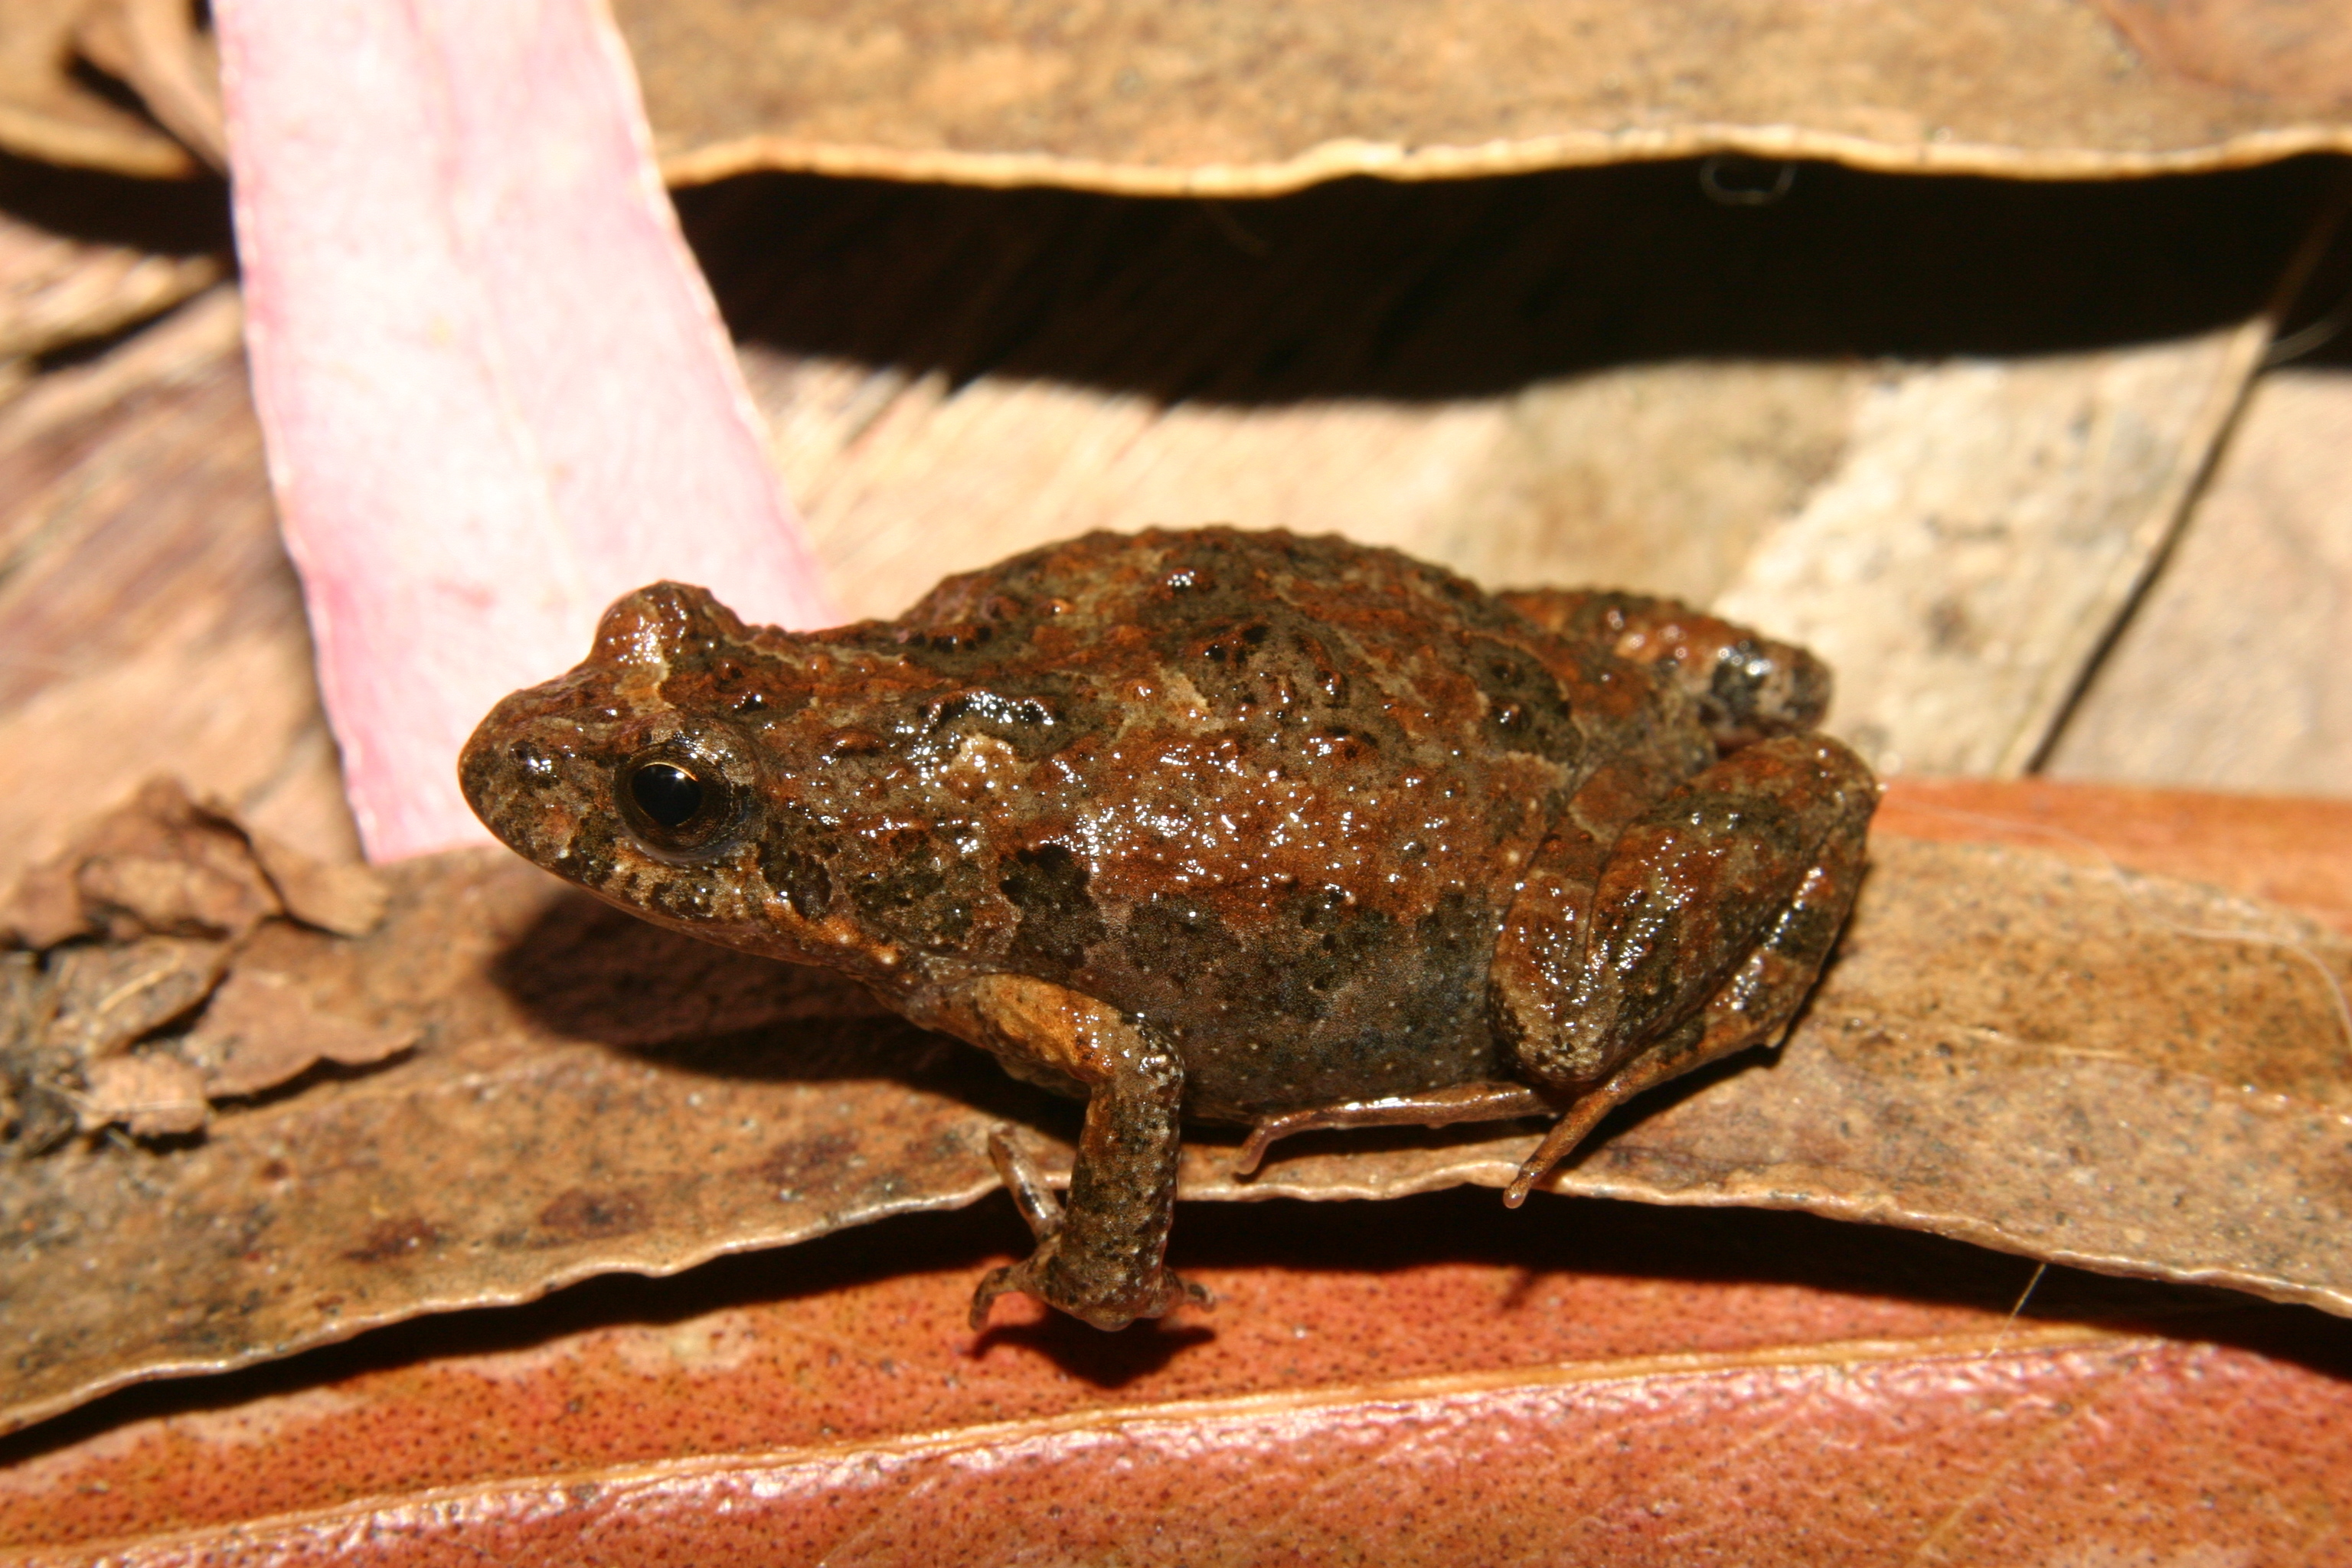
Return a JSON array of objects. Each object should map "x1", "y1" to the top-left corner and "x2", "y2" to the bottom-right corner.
[
  {"x1": 1711, "y1": 332, "x2": 2272, "y2": 775},
  {"x1": 0, "y1": 777, "x2": 387, "y2": 951},
  {"x1": 242, "y1": 827, "x2": 388, "y2": 939},
  {"x1": 3, "y1": 834, "x2": 2347, "y2": 1436},
  {"x1": 75, "y1": 1049, "x2": 204, "y2": 1136},
  {"x1": 0, "y1": 779, "x2": 394, "y2": 1153},
  {"x1": 178, "y1": 959, "x2": 415, "y2": 1099},
  {"x1": 11, "y1": 0, "x2": 2352, "y2": 187},
  {"x1": 2046, "y1": 368, "x2": 2352, "y2": 793},
  {"x1": 712, "y1": 165, "x2": 2317, "y2": 794},
  {"x1": 41, "y1": 935, "x2": 227, "y2": 1060},
  {"x1": 0, "y1": 0, "x2": 194, "y2": 178},
  {"x1": 0, "y1": 778, "x2": 279, "y2": 946},
  {"x1": 619, "y1": 0, "x2": 2352, "y2": 194},
  {"x1": 0, "y1": 287, "x2": 359, "y2": 894}
]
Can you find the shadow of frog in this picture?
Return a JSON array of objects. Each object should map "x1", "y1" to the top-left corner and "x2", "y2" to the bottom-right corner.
[{"x1": 485, "y1": 880, "x2": 1086, "y2": 1129}]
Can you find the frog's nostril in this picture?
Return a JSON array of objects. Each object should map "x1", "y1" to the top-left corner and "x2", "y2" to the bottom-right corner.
[
  {"x1": 509, "y1": 740, "x2": 558, "y2": 785},
  {"x1": 629, "y1": 761, "x2": 706, "y2": 828}
]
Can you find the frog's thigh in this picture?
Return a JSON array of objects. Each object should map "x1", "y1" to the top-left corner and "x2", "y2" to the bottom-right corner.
[
  {"x1": 1491, "y1": 735, "x2": 1874, "y2": 1194},
  {"x1": 964, "y1": 974, "x2": 1208, "y2": 1331},
  {"x1": 1503, "y1": 807, "x2": 1867, "y2": 1204}
]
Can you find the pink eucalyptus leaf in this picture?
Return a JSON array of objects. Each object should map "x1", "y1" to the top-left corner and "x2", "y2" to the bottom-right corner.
[{"x1": 216, "y1": 0, "x2": 836, "y2": 862}]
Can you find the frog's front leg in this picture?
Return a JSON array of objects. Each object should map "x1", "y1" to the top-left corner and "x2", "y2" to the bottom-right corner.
[
  {"x1": 1490, "y1": 733, "x2": 1876, "y2": 1201},
  {"x1": 962, "y1": 973, "x2": 1210, "y2": 1331}
]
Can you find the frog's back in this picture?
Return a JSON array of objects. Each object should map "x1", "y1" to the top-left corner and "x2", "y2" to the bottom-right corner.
[
  {"x1": 895, "y1": 528, "x2": 1666, "y2": 774},
  {"x1": 846, "y1": 529, "x2": 1707, "y2": 1116}
]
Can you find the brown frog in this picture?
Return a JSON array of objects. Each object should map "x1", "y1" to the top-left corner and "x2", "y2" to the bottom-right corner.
[{"x1": 459, "y1": 529, "x2": 1875, "y2": 1330}]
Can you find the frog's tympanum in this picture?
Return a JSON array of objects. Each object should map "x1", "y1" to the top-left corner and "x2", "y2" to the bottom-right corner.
[{"x1": 461, "y1": 530, "x2": 1875, "y2": 1329}]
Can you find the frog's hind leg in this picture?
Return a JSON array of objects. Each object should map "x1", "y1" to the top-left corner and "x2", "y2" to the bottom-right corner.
[
  {"x1": 962, "y1": 974, "x2": 1212, "y2": 1331},
  {"x1": 1501, "y1": 790, "x2": 1870, "y2": 1206},
  {"x1": 1233, "y1": 1082, "x2": 1556, "y2": 1177}
]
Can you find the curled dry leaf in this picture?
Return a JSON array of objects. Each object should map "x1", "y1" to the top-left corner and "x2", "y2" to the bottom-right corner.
[
  {"x1": 178, "y1": 949, "x2": 416, "y2": 1100},
  {"x1": 241, "y1": 833, "x2": 390, "y2": 939},
  {"x1": 4, "y1": 778, "x2": 276, "y2": 947},
  {"x1": 0, "y1": 778, "x2": 396, "y2": 1149},
  {"x1": 41, "y1": 935, "x2": 227, "y2": 1060},
  {"x1": 0, "y1": 777, "x2": 387, "y2": 949},
  {"x1": 2, "y1": 833, "x2": 2349, "y2": 1436}
]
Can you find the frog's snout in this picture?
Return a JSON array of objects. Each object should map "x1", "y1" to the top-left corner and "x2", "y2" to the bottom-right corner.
[{"x1": 458, "y1": 697, "x2": 552, "y2": 851}]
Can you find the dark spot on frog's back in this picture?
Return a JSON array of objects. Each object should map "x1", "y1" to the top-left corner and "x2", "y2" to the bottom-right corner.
[
  {"x1": 1469, "y1": 639, "x2": 1581, "y2": 766},
  {"x1": 914, "y1": 681, "x2": 1099, "y2": 762},
  {"x1": 1001, "y1": 843, "x2": 1108, "y2": 980}
]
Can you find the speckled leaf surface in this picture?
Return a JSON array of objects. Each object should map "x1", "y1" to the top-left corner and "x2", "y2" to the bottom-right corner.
[{"x1": 6, "y1": 832, "x2": 2350, "y2": 1436}]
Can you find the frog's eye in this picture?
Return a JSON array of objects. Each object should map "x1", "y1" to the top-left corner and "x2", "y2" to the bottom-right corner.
[
  {"x1": 618, "y1": 748, "x2": 742, "y2": 856},
  {"x1": 630, "y1": 762, "x2": 704, "y2": 827}
]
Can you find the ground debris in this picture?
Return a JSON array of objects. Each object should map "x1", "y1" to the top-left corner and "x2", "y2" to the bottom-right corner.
[
  {"x1": 0, "y1": 778, "x2": 396, "y2": 1151},
  {"x1": 4, "y1": 833, "x2": 2351, "y2": 1436}
]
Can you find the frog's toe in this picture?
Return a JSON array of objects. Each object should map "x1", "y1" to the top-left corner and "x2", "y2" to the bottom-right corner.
[
  {"x1": 968, "y1": 1261, "x2": 1028, "y2": 1331},
  {"x1": 969, "y1": 1253, "x2": 1209, "y2": 1331},
  {"x1": 1067, "y1": 1266, "x2": 1210, "y2": 1329},
  {"x1": 1171, "y1": 1269, "x2": 1215, "y2": 1313},
  {"x1": 985, "y1": 1124, "x2": 1065, "y2": 1241}
]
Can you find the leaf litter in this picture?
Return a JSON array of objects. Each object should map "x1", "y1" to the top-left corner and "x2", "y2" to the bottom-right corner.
[{"x1": 2, "y1": 783, "x2": 2348, "y2": 1436}]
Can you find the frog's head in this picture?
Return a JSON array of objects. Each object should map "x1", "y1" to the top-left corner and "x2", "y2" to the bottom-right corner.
[{"x1": 457, "y1": 582, "x2": 900, "y2": 969}]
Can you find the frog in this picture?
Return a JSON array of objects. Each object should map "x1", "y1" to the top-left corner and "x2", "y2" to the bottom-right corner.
[{"x1": 459, "y1": 528, "x2": 1877, "y2": 1331}]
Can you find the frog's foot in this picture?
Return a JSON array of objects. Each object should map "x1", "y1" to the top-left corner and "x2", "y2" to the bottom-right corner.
[
  {"x1": 961, "y1": 980, "x2": 1215, "y2": 1330},
  {"x1": 969, "y1": 1248, "x2": 1211, "y2": 1333},
  {"x1": 1502, "y1": 1024, "x2": 1707, "y2": 1207},
  {"x1": 971, "y1": 1125, "x2": 1210, "y2": 1330},
  {"x1": 1501, "y1": 778, "x2": 1871, "y2": 1207},
  {"x1": 1233, "y1": 1082, "x2": 1555, "y2": 1177}
]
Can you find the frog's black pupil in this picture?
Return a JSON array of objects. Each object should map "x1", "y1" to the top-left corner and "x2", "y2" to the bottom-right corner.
[{"x1": 630, "y1": 762, "x2": 704, "y2": 828}]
